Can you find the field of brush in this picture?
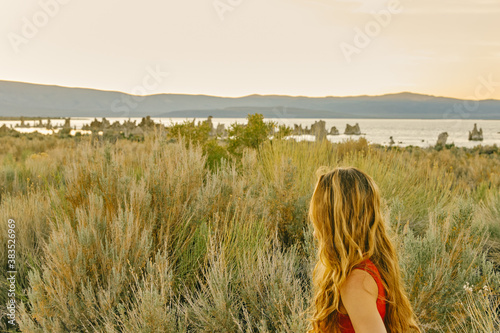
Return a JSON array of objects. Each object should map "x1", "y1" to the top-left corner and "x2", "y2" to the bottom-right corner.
[{"x1": 1, "y1": 127, "x2": 499, "y2": 332}]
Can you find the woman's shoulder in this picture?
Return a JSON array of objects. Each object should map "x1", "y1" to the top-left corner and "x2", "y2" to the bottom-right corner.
[
  {"x1": 341, "y1": 266, "x2": 379, "y2": 300},
  {"x1": 351, "y1": 258, "x2": 385, "y2": 296},
  {"x1": 352, "y1": 258, "x2": 387, "y2": 306}
]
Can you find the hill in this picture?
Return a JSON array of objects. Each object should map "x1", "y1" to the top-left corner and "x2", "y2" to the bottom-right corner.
[{"x1": 0, "y1": 80, "x2": 499, "y2": 119}]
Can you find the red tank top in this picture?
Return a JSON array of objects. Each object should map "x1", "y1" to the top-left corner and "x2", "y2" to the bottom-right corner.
[{"x1": 338, "y1": 258, "x2": 387, "y2": 332}]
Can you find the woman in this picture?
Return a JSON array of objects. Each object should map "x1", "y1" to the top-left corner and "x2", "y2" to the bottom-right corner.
[{"x1": 307, "y1": 167, "x2": 421, "y2": 333}]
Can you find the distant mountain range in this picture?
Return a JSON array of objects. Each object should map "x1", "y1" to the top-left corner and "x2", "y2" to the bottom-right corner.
[{"x1": 0, "y1": 80, "x2": 499, "y2": 119}]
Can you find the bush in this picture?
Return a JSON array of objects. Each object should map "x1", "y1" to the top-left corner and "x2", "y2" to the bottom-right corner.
[
  {"x1": 227, "y1": 113, "x2": 273, "y2": 157},
  {"x1": 203, "y1": 139, "x2": 230, "y2": 171},
  {"x1": 168, "y1": 119, "x2": 211, "y2": 147}
]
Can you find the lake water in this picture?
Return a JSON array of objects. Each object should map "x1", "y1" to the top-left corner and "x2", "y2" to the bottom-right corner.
[{"x1": 2, "y1": 117, "x2": 500, "y2": 148}]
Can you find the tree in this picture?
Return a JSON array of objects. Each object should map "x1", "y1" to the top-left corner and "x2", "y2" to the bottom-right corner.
[{"x1": 226, "y1": 113, "x2": 273, "y2": 156}]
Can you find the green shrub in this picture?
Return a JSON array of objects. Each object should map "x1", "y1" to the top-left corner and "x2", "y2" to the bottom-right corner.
[{"x1": 227, "y1": 114, "x2": 273, "y2": 157}]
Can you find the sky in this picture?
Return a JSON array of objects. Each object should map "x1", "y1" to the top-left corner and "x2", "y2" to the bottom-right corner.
[{"x1": 1, "y1": 0, "x2": 499, "y2": 99}]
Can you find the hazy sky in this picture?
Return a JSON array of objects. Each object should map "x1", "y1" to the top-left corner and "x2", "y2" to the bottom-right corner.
[{"x1": 1, "y1": 0, "x2": 499, "y2": 99}]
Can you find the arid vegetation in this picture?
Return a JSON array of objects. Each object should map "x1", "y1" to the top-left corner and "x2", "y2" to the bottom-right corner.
[{"x1": 1, "y1": 114, "x2": 499, "y2": 332}]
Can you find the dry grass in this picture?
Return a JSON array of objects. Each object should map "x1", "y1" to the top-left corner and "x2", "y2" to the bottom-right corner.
[{"x1": 1, "y1": 130, "x2": 499, "y2": 332}]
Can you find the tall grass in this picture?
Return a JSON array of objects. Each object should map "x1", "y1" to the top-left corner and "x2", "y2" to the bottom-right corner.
[
  {"x1": 1, "y1": 130, "x2": 499, "y2": 332},
  {"x1": 446, "y1": 282, "x2": 500, "y2": 333}
]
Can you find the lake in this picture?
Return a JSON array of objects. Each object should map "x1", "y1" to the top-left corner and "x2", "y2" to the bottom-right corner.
[{"x1": 2, "y1": 117, "x2": 500, "y2": 148}]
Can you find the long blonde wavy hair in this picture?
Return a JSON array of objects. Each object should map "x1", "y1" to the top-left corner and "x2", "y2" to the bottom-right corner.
[{"x1": 307, "y1": 167, "x2": 421, "y2": 333}]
